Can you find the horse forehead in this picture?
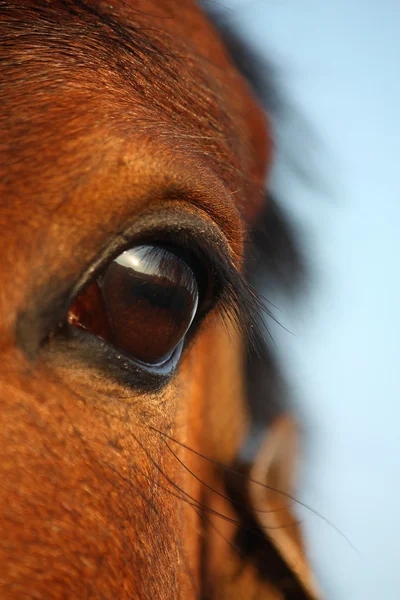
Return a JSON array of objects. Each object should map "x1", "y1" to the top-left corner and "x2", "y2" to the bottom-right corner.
[
  {"x1": 0, "y1": 0, "x2": 271, "y2": 224},
  {"x1": 109, "y1": 0, "x2": 273, "y2": 209}
]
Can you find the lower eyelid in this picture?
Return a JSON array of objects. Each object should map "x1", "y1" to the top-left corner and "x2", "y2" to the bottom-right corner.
[{"x1": 45, "y1": 324, "x2": 184, "y2": 393}]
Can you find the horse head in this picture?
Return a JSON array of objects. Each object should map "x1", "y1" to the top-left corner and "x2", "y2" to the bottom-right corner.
[{"x1": 0, "y1": 2, "x2": 320, "y2": 598}]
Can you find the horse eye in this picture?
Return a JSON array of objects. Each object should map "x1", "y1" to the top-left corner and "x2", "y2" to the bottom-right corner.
[{"x1": 68, "y1": 245, "x2": 199, "y2": 365}]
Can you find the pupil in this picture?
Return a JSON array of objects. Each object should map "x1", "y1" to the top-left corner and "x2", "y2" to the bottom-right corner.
[{"x1": 100, "y1": 245, "x2": 199, "y2": 364}]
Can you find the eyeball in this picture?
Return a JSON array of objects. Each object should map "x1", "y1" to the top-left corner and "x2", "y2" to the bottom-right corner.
[{"x1": 68, "y1": 244, "x2": 199, "y2": 365}]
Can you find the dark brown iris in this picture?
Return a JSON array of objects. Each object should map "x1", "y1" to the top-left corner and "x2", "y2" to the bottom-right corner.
[{"x1": 68, "y1": 245, "x2": 199, "y2": 365}]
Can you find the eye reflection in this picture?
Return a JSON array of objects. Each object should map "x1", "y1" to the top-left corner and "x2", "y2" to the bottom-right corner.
[{"x1": 69, "y1": 244, "x2": 199, "y2": 366}]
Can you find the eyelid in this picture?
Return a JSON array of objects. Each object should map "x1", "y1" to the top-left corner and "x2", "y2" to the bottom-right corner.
[
  {"x1": 18, "y1": 204, "x2": 243, "y2": 362},
  {"x1": 67, "y1": 206, "x2": 235, "y2": 318},
  {"x1": 42, "y1": 211, "x2": 242, "y2": 387}
]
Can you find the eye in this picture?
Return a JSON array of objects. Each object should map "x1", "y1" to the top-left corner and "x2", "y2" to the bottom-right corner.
[{"x1": 68, "y1": 244, "x2": 199, "y2": 365}]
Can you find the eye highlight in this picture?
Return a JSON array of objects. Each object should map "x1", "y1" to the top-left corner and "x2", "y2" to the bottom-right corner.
[{"x1": 68, "y1": 244, "x2": 199, "y2": 366}]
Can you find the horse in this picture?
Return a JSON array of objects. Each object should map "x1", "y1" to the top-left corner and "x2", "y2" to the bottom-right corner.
[{"x1": 0, "y1": 1, "x2": 320, "y2": 598}]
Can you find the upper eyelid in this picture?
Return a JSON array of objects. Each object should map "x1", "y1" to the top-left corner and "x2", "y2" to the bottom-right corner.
[
  {"x1": 66, "y1": 206, "x2": 261, "y2": 352},
  {"x1": 68, "y1": 205, "x2": 236, "y2": 309}
]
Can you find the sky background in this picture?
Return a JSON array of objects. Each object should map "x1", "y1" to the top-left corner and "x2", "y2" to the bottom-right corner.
[{"x1": 205, "y1": 1, "x2": 400, "y2": 598}]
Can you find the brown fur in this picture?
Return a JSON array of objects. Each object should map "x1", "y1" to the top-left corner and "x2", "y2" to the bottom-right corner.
[{"x1": 0, "y1": 2, "x2": 320, "y2": 598}]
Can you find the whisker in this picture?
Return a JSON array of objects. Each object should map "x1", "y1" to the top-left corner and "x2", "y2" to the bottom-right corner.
[
  {"x1": 52, "y1": 367, "x2": 359, "y2": 554},
  {"x1": 126, "y1": 458, "x2": 242, "y2": 527},
  {"x1": 163, "y1": 438, "x2": 290, "y2": 515},
  {"x1": 88, "y1": 404, "x2": 299, "y2": 533},
  {"x1": 150, "y1": 424, "x2": 361, "y2": 555},
  {"x1": 191, "y1": 503, "x2": 301, "y2": 590}
]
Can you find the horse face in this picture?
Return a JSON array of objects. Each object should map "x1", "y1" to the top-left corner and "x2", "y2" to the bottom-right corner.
[{"x1": 0, "y1": 2, "x2": 318, "y2": 598}]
